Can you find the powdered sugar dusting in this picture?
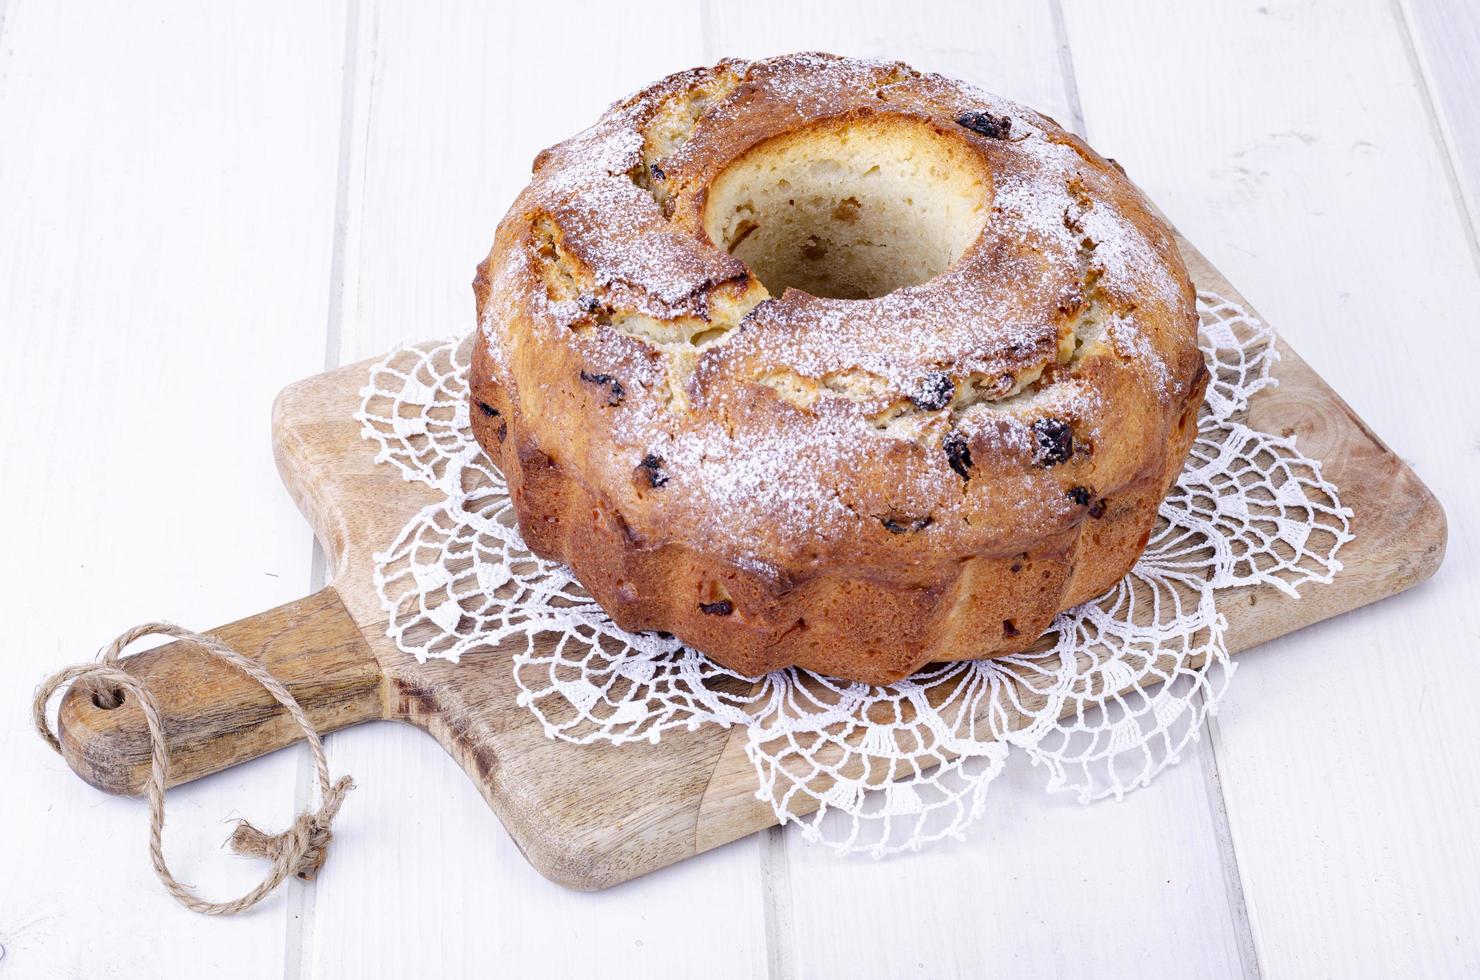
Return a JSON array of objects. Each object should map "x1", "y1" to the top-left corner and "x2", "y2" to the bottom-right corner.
[
  {"x1": 482, "y1": 53, "x2": 1202, "y2": 560},
  {"x1": 1105, "y1": 315, "x2": 1173, "y2": 394},
  {"x1": 520, "y1": 107, "x2": 743, "y2": 319}
]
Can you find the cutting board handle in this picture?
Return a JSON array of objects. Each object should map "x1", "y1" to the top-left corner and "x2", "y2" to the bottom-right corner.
[{"x1": 54, "y1": 588, "x2": 384, "y2": 796}]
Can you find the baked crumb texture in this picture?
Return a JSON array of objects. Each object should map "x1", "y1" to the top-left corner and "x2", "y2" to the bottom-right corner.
[{"x1": 470, "y1": 53, "x2": 1208, "y2": 684}]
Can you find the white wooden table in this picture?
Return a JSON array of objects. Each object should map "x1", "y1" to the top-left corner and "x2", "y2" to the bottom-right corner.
[{"x1": 3, "y1": 2, "x2": 1477, "y2": 976}]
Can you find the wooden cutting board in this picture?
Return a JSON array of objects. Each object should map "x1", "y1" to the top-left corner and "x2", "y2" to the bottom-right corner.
[{"x1": 52, "y1": 237, "x2": 1447, "y2": 890}]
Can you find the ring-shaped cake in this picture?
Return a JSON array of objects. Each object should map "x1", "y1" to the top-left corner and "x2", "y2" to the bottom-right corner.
[{"x1": 471, "y1": 53, "x2": 1207, "y2": 684}]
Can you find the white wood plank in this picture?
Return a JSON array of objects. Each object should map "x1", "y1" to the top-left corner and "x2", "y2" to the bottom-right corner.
[
  {"x1": 701, "y1": 0, "x2": 1080, "y2": 127},
  {"x1": 701, "y1": 4, "x2": 1253, "y2": 977},
  {"x1": 0, "y1": 0, "x2": 347, "y2": 976},
  {"x1": 1402, "y1": 0, "x2": 1480, "y2": 253},
  {"x1": 1059, "y1": 1, "x2": 1480, "y2": 976},
  {"x1": 305, "y1": 725, "x2": 767, "y2": 978},
  {"x1": 779, "y1": 752, "x2": 1248, "y2": 979},
  {"x1": 305, "y1": 3, "x2": 768, "y2": 976},
  {"x1": 331, "y1": 1, "x2": 711, "y2": 366}
]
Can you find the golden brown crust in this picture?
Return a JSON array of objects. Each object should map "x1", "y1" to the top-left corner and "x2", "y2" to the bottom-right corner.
[{"x1": 470, "y1": 53, "x2": 1207, "y2": 685}]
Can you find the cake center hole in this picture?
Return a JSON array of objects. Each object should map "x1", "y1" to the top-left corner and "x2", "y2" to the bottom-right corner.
[{"x1": 702, "y1": 116, "x2": 990, "y2": 300}]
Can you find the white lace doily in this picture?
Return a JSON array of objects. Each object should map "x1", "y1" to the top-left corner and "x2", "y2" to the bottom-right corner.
[{"x1": 356, "y1": 292, "x2": 1352, "y2": 856}]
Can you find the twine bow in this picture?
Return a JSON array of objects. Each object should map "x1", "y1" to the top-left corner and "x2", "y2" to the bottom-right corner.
[{"x1": 32, "y1": 622, "x2": 354, "y2": 915}]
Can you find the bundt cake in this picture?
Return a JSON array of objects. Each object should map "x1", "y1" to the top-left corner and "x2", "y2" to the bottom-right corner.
[{"x1": 470, "y1": 53, "x2": 1208, "y2": 685}]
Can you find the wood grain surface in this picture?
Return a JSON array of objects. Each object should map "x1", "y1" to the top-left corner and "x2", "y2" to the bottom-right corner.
[
  {"x1": 49, "y1": 233, "x2": 1445, "y2": 890},
  {"x1": 56, "y1": 590, "x2": 382, "y2": 796}
]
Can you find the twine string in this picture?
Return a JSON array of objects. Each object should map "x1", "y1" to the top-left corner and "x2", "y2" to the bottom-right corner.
[{"x1": 32, "y1": 623, "x2": 353, "y2": 915}]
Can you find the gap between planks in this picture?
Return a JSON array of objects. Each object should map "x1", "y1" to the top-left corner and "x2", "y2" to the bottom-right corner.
[
  {"x1": 1051, "y1": 10, "x2": 1262, "y2": 972},
  {"x1": 1390, "y1": 0, "x2": 1480, "y2": 278},
  {"x1": 286, "y1": 1, "x2": 374, "y2": 976},
  {"x1": 1047, "y1": 0, "x2": 1087, "y2": 139},
  {"x1": 759, "y1": 828, "x2": 797, "y2": 980},
  {"x1": 1202, "y1": 709, "x2": 1264, "y2": 980}
]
